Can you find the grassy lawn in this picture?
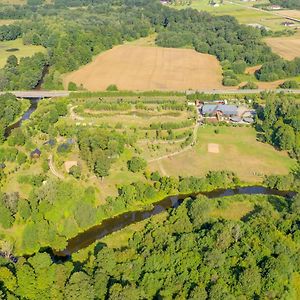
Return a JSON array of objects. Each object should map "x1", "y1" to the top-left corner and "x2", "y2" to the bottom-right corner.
[
  {"x1": 101, "y1": 212, "x2": 168, "y2": 248},
  {"x1": 149, "y1": 126, "x2": 296, "y2": 183},
  {"x1": 171, "y1": 0, "x2": 287, "y2": 31},
  {"x1": 209, "y1": 200, "x2": 254, "y2": 220},
  {"x1": 0, "y1": 39, "x2": 46, "y2": 68}
]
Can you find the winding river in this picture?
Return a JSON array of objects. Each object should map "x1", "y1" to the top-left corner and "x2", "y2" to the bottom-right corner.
[
  {"x1": 55, "y1": 186, "x2": 295, "y2": 256},
  {"x1": 5, "y1": 98, "x2": 40, "y2": 138},
  {"x1": 4, "y1": 98, "x2": 297, "y2": 257}
]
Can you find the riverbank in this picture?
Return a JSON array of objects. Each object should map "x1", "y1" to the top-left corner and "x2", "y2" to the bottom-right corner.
[{"x1": 54, "y1": 185, "x2": 296, "y2": 257}]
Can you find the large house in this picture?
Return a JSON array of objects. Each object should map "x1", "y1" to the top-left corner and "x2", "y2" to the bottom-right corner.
[
  {"x1": 201, "y1": 104, "x2": 238, "y2": 117},
  {"x1": 199, "y1": 103, "x2": 255, "y2": 124}
]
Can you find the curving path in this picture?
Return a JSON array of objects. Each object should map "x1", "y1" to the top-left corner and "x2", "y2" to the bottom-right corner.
[{"x1": 48, "y1": 154, "x2": 64, "y2": 180}]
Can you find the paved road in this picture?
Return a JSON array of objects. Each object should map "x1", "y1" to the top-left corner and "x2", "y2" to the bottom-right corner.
[
  {"x1": 1, "y1": 89, "x2": 300, "y2": 99},
  {"x1": 0, "y1": 91, "x2": 70, "y2": 98},
  {"x1": 186, "y1": 89, "x2": 300, "y2": 95}
]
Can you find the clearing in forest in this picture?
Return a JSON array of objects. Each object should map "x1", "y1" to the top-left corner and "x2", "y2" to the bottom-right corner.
[
  {"x1": 0, "y1": 39, "x2": 46, "y2": 68},
  {"x1": 149, "y1": 126, "x2": 296, "y2": 183},
  {"x1": 265, "y1": 33, "x2": 300, "y2": 60},
  {"x1": 63, "y1": 45, "x2": 223, "y2": 91}
]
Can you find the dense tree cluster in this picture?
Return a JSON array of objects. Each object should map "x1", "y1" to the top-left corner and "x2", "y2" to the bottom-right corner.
[
  {"x1": 0, "y1": 53, "x2": 48, "y2": 90},
  {"x1": 77, "y1": 128, "x2": 125, "y2": 178},
  {"x1": 0, "y1": 0, "x2": 298, "y2": 90},
  {"x1": 256, "y1": 93, "x2": 300, "y2": 158},
  {"x1": 0, "y1": 24, "x2": 21, "y2": 41},
  {"x1": 30, "y1": 99, "x2": 68, "y2": 133},
  {"x1": 0, "y1": 93, "x2": 22, "y2": 143},
  {"x1": 256, "y1": 57, "x2": 300, "y2": 82},
  {"x1": 0, "y1": 192, "x2": 300, "y2": 299}
]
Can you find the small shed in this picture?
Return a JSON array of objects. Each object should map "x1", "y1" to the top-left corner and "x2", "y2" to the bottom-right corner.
[
  {"x1": 30, "y1": 149, "x2": 41, "y2": 159},
  {"x1": 0, "y1": 163, "x2": 6, "y2": 169}
]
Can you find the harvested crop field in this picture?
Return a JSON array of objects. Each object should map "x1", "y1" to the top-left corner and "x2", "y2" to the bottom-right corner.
[
  {"x1": 64, "y1": 45, "x2": 223, "y2": 91},
  {"x1": 265, "y1": 33, "x2": 300, "y2": 60}
]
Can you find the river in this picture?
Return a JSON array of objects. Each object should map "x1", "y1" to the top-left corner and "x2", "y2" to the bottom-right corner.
[
  {"x1": 4, "y1": 98, "x2": 40, "y2": 138},
  {"x1": 4, "y1": 99, "x2": 297, "y2": 258},
  {"x1": 55, "y1": 186, "x2": 295, "y2": 256}
]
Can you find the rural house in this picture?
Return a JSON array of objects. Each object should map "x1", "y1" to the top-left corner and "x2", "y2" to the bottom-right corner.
[
  {"x1": 30, "y1": 148, "x2": 41, "y2": 159},
  {"x1": 199, "y1": 104, "x2": 255, "y2": 124}
]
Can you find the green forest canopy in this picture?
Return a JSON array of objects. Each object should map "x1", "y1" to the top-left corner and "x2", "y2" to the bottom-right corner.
[{"x1": 0, "y1": 0, "x2": 299, "y2": 89}]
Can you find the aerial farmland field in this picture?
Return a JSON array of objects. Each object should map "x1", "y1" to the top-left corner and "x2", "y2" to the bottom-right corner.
[
  {"x1": 170, "y1": 0, "x2": 288, "y2": 31},
  {"x1": 64, "y1": 45, "x2": 224, "y2": 91},
  {"x1": 265, "y1": 32, "x2": 300, "y2": 60}
]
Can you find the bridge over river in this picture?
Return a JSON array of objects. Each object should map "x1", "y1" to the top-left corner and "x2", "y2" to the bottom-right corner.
[
  {"x1": 1, "y1": 89, "x2": 300, "y2": 99},
  {"x1": 0, "y1": 91, "x2": 70, "y2": 98}
]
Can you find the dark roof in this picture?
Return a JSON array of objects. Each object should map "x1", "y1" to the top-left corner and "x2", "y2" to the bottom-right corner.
[
  {"x1": 202, "y1": 104, "x2": 238, "y2": 116},
  {"x1": 30, "y1": 148, "x2": 41, "y2": 157},
  {"x1": 43, "y1": 139, "x2": 56, "y2": 146},
  {"x1": 0, "y1": 163, "x2": 6, "y2": 169}
]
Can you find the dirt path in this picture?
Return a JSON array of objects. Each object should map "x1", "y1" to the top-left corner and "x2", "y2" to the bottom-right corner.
[
  {"x1": 158, "y1": 160, "x2": 167, "y2": 176},
  {"x1": 148, "y1": 123, "x2": 199, "y2": 163},
  {"x1": 70, "y1": 106, "x2": 84, "y2": 121},
  {"x1": 48, "y1": 154, "x2": 64, "y2": 180}
]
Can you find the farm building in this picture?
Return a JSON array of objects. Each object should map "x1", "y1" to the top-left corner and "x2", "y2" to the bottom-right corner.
[
  {"x1": 199, "y1": 104, "x2": 255, "y2": 124},
  {"x1": 30, "y1": 149, "x2": 41, "y2": 159},
  {"x1": 201, "y1": 104, "x2": 238, "y2": 117}
]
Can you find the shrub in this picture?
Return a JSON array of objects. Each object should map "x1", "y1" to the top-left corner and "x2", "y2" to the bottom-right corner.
[
  {"x1": 127, "y1": 157, "x2": 147, "y2": 173},
  {"x1": 279, "y1": 80, "x2": 299, "y2": 89},
  {"x1": 223, "y1": 77, "x2": 239, "y2": 86},
  {"x1": 240, "y1": 82, "x2": 258, "y2": 90},
  {"x1": 106, "y1": 84, "x2": 118, "y2": 91},
  {"x1": 68, "y1": 82, "x2": 78, "y2": 91}
]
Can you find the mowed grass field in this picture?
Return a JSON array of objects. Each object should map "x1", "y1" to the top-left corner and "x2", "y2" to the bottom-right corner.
[
  {"x1": 64, "y1": 45, "x2": 223, "y2": 91},
  {"x1": 265, "y1": 32, "x2": 300, "y2": 60},
  {"x1": 149, "y1": 126, "x2": 295, "y2": 183},
  {"x1": 0, "y1": 39, "x2": 46, "y2": 68},
  {"x1": 171, "y1": 0, "x2": 288, "y2": 31}
]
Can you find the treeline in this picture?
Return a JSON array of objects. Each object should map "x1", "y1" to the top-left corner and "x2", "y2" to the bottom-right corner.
[
  {"x1": 30, "y1": 98, "x2": 68, "y2": 133},
  {"x1": 0, "y1": 0, "x2": 298, "y2": 90},
  {"x1": 0, "y1": 24, "x2": 21, "y2": 41},
  {"x1": 0, "y1": 53, "x2": 48, "y2": 90},
  {"x1": 149, "y1": 119, "x2": 194, "y2": 130},
  {"x1": 0, "y1": 94, "x2": 22, "y2": 142},
  {"x1": 256, "y1": 93, "x2": 300, "y2": 158},
  {"x1": 256, "y1": 57, "x2": 300, "y2": 82},
  {"x1": 84, "y1": 101, "x2": 132, "y2": 111},
  {"x1": 1, "y1": 191, "x2": 300, "y2": 299},
  {"x1": 77, "y1": 128, "x2": 126, "y2": 178},
  {"x1": 269, "y1": 0, "x2": 300, "y2": 9},
  {"x1": 0, "y1": 169, "x2": 239, "y2": 254}
]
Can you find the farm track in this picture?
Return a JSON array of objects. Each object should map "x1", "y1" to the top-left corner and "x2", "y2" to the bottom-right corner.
[{"x1": 48, "y1": 154, "x2": 64, "y2": 180}]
